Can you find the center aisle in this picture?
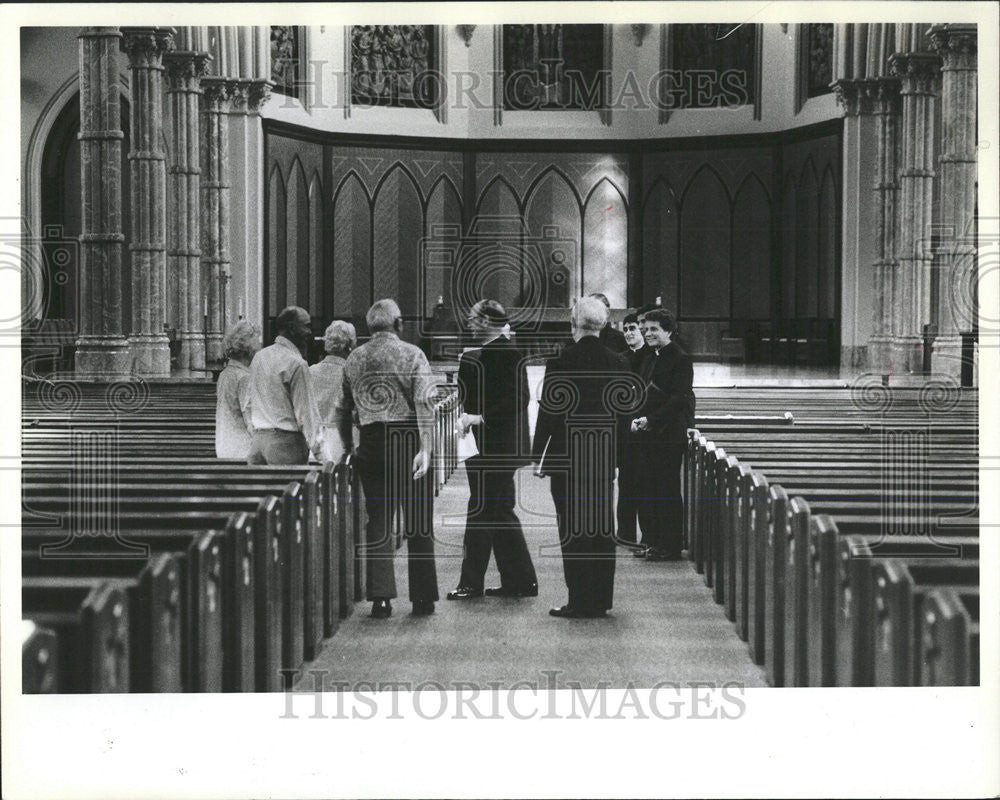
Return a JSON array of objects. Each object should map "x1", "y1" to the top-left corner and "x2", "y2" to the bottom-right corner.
[{"x1": 297, "y1": 462, "x2": 767, "y2": 690}]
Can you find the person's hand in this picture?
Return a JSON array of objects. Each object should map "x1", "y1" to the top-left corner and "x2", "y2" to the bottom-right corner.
[
  {"x1": 458, "y1": 413, "x2": 482, "y2": 436},
  {"x1": 631, "y1": 417, "x2": 649, "y2": 433},
  {"x1": 412, "y1": 449, "x2": 431, "y2": 480}
]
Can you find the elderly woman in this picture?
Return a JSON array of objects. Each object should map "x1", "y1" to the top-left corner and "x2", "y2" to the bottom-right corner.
[
  {"x1": 215, "y1": 320, "x2": 261, "y2": 459},
  {"x1": 310, "y1": 319, "x2": 357, "y2": 463}
]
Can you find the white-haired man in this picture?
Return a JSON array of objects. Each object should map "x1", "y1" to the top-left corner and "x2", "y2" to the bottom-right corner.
[
  {"x1": 336, "y1": 299, "x2": 439, "y2": 618},
  {"x1": 532, "y1": 295, "x2": 635, "y2": 619},
  {"x1": 310, "y1": 319, "x2": 356, "y2": 464}
]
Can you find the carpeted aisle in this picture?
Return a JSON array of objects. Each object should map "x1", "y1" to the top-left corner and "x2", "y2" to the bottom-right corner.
[{"x1": 297, "y1": 461, "x2": 767, "y2": 691}]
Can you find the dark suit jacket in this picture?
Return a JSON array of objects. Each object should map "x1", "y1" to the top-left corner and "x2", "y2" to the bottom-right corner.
[
  {"x1": 599, "y1": 325, "x2": 629, "y2": 354},
  {"x1": 532, "y1": 335, "x2": 634, "y2": 469},
  {"x1": 634, "y1": 340, "x2": 695, "y2": 445},
  {"x1": 457, "y1": 336, "x2": 530, "y2": 462}
]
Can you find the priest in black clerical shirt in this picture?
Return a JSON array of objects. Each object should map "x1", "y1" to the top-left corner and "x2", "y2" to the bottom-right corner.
[
  {"x1": 617, "y1": 310, "x2": 649, "y2": 548},
  {"x1": 630, "y1": 307, "x2": 695, "y2": 561}
]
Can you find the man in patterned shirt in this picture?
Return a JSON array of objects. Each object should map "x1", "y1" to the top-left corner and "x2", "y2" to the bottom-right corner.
[{"x1": 336, "y1": 299, "x2": 440, "y2": 618}]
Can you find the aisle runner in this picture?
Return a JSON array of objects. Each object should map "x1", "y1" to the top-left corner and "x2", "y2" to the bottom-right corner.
[{"x1": 296, "y1": 463, "x2": 767, "y2": 690}]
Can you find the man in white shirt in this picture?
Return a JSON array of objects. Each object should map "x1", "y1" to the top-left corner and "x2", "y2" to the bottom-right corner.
[{"x1": 246, "y1": 305, "x2": 321, "y2": 465}]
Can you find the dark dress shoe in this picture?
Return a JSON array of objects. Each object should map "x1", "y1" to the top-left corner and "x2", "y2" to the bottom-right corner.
[
  {"x1": 645, "y1": 548, "x2": 670, "y2": 561},
  {"x1": 549, "y1": 605, "x2": 581, "y2": 618},
  {"x1": 370, "y1": 599, "x2": 392, "y2": 618},
  {"x1": 446, "y1": 586, "x2": 483, "y2": 600},
  {"x1": 412, "y1": 601, "x2": 435, "y2": 616},
  {"x1": 485, "y1": 583, "x2": 538, "y2": 598},
  {"x1": 632, "y1": 546, "x2": 650, "y2": 558}
]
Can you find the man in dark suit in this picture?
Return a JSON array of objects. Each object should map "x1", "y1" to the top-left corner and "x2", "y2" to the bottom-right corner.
[
  {"x1": 533, "y1": 296, "x2": 637, "y2": 618},
  {"x1": 448, "y1": 300, "x2": 538, "y2": 600},
  {"x1": 616, "y1": 310, "x2": 648, "y2": 549},
  {"x1": 631, "y1": 307, "x2": 695, "y2": 561},
  {"x1": 588, "y1": 293, "x2": 629, "y2": 354}
]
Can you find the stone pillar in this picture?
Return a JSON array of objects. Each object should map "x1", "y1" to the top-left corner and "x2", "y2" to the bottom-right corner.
[
  {"x1": 228, "y1": 79, "x2": 273, "y2": 332},
  {"x1": 121, "y1": 27, "x2": 175, "y2": 376},
  {"x1": 164, "y1": 50, "x2": 212, "y2": 371},
  {"x1": 929, "y1": 24, "x2": 977, "y2": 379},
  {"x1": 868, "y1": 76, "x2": 903, "y2": 374},
  {"x1": 888, "y1": 51, "x2": 940, "y2": 375},
  {"x1": 200, "y1": 76, "x2": 235, "y2": 363},
  {"x1": 75, "y1": 28, "x2": 132, "y2": 378},
  {"x1": 834, "y1": 78, "x2": 880, "y2": 371}
]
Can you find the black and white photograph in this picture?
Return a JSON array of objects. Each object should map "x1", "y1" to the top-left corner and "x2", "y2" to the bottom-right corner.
[{"x1": 2, "y1": 2, "x2": 998, "y2": 798}]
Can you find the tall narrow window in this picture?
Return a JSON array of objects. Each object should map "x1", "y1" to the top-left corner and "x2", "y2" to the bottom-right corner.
[
  {"x1": 669, "y1": 23, "x2": 757, "y2": 109},
  {"x1": 270, "y1": 26, "x2": 301, "y2": 98},
  {"x1": 502, "y1": 24, "x2": 606, "y2": 111},
  {"x1": 350, "y1": 25, "x2": 438, "y2": 108}
]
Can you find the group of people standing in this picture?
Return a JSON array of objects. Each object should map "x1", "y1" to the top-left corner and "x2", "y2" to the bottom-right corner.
[{"x1": 214, "y1": 293, "x2": 694, "y2": 622}]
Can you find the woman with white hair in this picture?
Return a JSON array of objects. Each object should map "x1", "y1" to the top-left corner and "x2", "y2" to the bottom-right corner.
[
  {"x1": 310, "y1": 319, "x2": 357, "y2": 463},
  {"x1": 215, "y1": 320, "x2": 261, "y2": 459}
]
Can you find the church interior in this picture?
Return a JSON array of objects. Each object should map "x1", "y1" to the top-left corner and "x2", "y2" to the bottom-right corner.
[{"x1": 18, "y1": 22, "x2": 983, "y2": 704}]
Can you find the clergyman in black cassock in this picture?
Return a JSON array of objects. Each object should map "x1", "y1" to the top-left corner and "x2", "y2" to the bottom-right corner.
[{"x1": 533, "y1": 297, "x2": 638, "y2": 618}]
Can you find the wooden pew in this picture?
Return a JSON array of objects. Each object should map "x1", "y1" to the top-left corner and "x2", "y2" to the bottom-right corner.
[
  {"x1": 22, "y1": 620, "x2": 59, "y2": 693},
  {"x1": 685, "y1": 423, "x2": 978, "y2": 688},
  {"x1": 918, "y1": 588, "x2": 979, "y2": 686},
  {"x1": 836, "y1": 535, "x2": 979, "y2": 687},
  {"x1": 23, "y1": 479, "x2": 316, "y2": 681},
  {"x1": 22, "y1": 581, "x2": 131, "y2": 692},
  {"x1": 22, "y1": 551, "x2": 184, "y2": 692},
  {"x1": 870, "y1": 559, "x2": 980, "y2": 686}
]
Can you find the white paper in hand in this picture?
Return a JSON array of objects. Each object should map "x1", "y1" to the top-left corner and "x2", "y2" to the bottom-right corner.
[{"x1": 456, "y1": 427, "x2": 479, "y2": 463}]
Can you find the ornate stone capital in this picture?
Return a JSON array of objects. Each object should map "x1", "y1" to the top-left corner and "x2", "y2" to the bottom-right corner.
[
  {"x1": 163, "y1": 50, "x2": 212, "y2": 88},
  {"x1": 889, "y1": 52, "x2": 942, "y2": 95},
  {"x1": 226, "y1": 78, "x2": 251, "y2": 112},
  {"x1": 833, "y1": 78, "x2": 882, "y2": 116},
  {"x1": 201, "y1": 76, "x2": 232, "y2": 109},
  {"x1": 929, "y1": 24, "x2": 977, "y2": 69},
  {"x1": 872, "y1": 75, "x2": 902, "y2": 111},
  {"x1": 120, "y1": 27, "x2": 175, "y2": 66},
  {"x1": 832, "y1": 79, "x2": 861, "y2": 116},
  {"x1": 247, "y1": 80, "x2": 275, "y2": 113}
]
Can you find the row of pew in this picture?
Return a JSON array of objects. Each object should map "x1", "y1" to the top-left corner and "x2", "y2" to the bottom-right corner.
[
  {"x1": 21, "y1": 380, "x2": 460, "y2": 693},
  {"x1": 683, "y1": 387, "x2": 980, "y2": 686}
]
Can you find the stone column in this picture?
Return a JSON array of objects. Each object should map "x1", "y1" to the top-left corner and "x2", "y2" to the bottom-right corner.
[
  {"x1": 833, "y1": 78, "x2": 880, "y2": 371},
  {"x1": 121, "y1": 27, "x2": 175, "y2": 376},
  {"x1": 929, "y1": 24, "x2": 977, "y2": 379},
  {"x1": 75, "y1": 27, "x2": 132, "y2": 378},
  {"x1": 868, "y1": 76, "x2": 903, "y2": 374},
  {"x1": 200, "y1": 76, "x2": 236, "y2": 363},
  {"x1": 164, "y1": 50, "x2": 212, "y2": 371},
  {"x1": 888, "y1": 51, "x2": 940, "y2": 374},
  {"x1": 228, "y1": 79, "x2": 273, "y2": 332}
]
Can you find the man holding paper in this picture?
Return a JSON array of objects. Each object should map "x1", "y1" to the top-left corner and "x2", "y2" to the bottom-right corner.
[
  {"x1": 532, "y1": 296, "x2": 636, "y2": 619},
  {"x1": 447, "y1": 300, "x2": 538, "y2": 601}
]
